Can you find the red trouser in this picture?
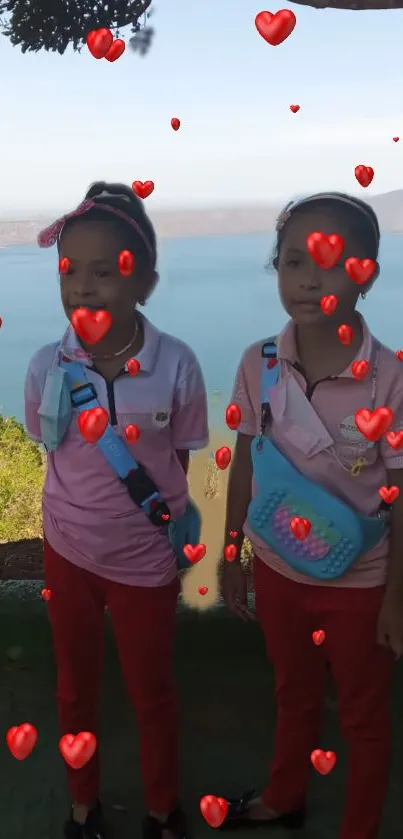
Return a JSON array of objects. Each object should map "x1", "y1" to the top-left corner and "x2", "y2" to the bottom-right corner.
[
  {"x1": 254, "y1": 557, "x2": 394, "y2": 839},
  {"x1": 43, "y1": 537, "x2": 180, "y2": 812}
]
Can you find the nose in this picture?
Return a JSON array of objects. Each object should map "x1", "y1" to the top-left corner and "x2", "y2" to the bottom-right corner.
[{"x1": 299, "y1": 262, "x2": 323, "y2": 290}]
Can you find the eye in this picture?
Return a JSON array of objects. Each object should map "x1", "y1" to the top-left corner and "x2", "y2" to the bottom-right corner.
[
  {"x1": 287, "y1": 259, "x2": 301, "y2": 268},
  {"x1": 95, "y1": 268, "x2": 112, "y2": 278}
]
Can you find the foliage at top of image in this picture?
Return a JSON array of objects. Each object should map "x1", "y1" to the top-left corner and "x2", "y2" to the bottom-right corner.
[
  {"x1": 0, "y1": 416, "x2": 44, "y2": 541},
  {"x1": 0, "y1": 0, "x2": 153, "y2": 55}
]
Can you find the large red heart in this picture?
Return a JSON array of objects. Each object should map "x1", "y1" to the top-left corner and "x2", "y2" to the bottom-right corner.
[
  {"x1": 306, "y1": 232, "x2": 344, "y2": 269},
  {"x1": 183, "y1": 543, "x2": 206, "y2": 564},
  {"x1": 215, "y1": 446, "x2": 232, "y2": 470},
  {"x1": 385, "y1": 430, "x2": 403, "y2": 451},
  {"x1": 290, "y1": 516, "x2": 311, "y2": 541},
  {"x1": 354, "y1": 165, "x2": 374, "y2": 188},
  {"x1": 224, "y1": 544, "x2": 237, "y2": 562},
  {"x1": 132, "y1": 180, "x2": 154, "y2": 199},
  {"x1": 378, "y1": 485, "x2": 400, "y2": 504},
  {"x1": 78, "y1": 407, "x2": 109, "y2": 443},
  {"x1": 351, "y1": 360, "x2": 370, "y2": 380},
  {"x1": 86, "y1": 28, "x2": 113, "y2": 60},
  {"x1": 320, "y1": 294, "x2": 338, "y2": 316},
  {"x1": 104, "y1": 38, "x2": 126, "y2": 62},
  {"x1": 225, "y1": 403, "x2": 241, "y2": 431},
  {"x1": 354, "y1": 407, "x2": 394, "y2": 443},
  {"x1": 290, "y1": 104, "x2": 300, "y2": 113},
  {"x1": 200, "y1": 795, "x2": 229, "y2": 828},
  {"x1": 311, "y1": 749, "x2": 337, "y2": 775},
  {"x1": 255, "y1": 10, "x2": 296, "y2": 46},
  {"x1": 345, "y1": 257, "x2": 376, "y2": 285},
  {"x1": 59, "y1": 732, "x2": 97, "y2": 770},
  {"x1": 71, "y1": 308, "x2": 112, "y2": 345},
  {"x1": 6, "y1": 723, "x2": 38, "y2": 760},
  {"x1": 312, "y1": 629, "x2": 326, "y2": 646}
]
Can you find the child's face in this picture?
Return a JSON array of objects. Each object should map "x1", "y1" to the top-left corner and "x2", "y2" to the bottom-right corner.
[
  {"x1": 58, "y1": 220, "x2": 151, "y2": 326},
  {"x1": 277, "y1": 210, "x2": 371, "y2": 325}
]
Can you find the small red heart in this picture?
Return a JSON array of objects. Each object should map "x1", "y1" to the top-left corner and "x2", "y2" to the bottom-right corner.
[
  {"x1": 224, "y1": 544, "x2": 237, "y2": 562},
  {"x1": 86, "y1": 28, "x2": 113, "y2": 60},
  {"x1": 306, "y1": 232, "x2": 344, "y2": 270},
  {"x1": 395, "y1": 350, "x2": 403, "y2": 362},
  {"x1": 78, "y1": 407, "x2": 109, "y2": 443},
  {"x1": 225, "y1": 403, "x2": 242, "y2": 431},
  {"x1": 171, "y1": 117, "x2": 181, "y2": 131},
  {"x1": 289, "y1": 104, "x2": 300, "y2": 113},
  {"x1": 311, "y1": 749, "x2": 337, "y2": 775},
  {"x1": 58, "y1": 257, "x2": 71, "y2": 275},
  {"x1": 127, "y1": 358, "x2": 141, "y2": 376},
  {"x1": 183, "y1": 543, "x2": 206, "y2": 564},
  {"x1": 290, "y1": 516, "x2": 311, "y2": 541},
  {"x1": 215, "y1": 446, "x2": 232, "y2": 470},
  {"x1": 41, "y1": 587, "x2": 52, "y2": 602},
  {"x1": 354, "y1": 165, "x2": 374, "y2": 188},
  {"x1": 312, "y1": 629, "x2": 326, "y2": 646},
  {"x1": 132, "y1": 180, "x2": 154, "y2": 199},
  {"x1": 345, "y1": 257, "x2": 376, "y2": 285},
  {"x1": 337, "y1": 324, "x2": 353, "y2": 346},
  {"x1": 104, "y1": 38, "x2": 125, "y2": 62},
  {"x1": 385, "y1": 430, "x2": 403, "y2": 451},
  {"x1": 229, "y1": 530, "x2": 238, "y2": 538},
  {"x1": 0, "y1": 317, "x2": 2, "y2": 329},
  {"x1": 267, "y1": 357, "x2": 278, "y2": 369},
  {"x1": 71, "y1": 307, "x2": 112, "y2": 345},
  {"x1": 351, "y1": 360, "x2": 370, "y2": 380},
  {"x1": 392, "y1": 137, "x2": 399, "y2": 143},
  {"x1": 161, "y1": 513, "x2": 171, "y2": 521},
  {"x1": 378, "y1": 485, "x2": 400, "y2": 504},
  {"x1": 6, "y1": 723, "x2": 38, "y2": 760},
  {"x1": 118, "y1": 249, "x2": 135, "y2": 277},
  {"x1": 198, "y1": 586, "x2": 208, "y2": 596},
  {"x1": 200, "y1": 795, "x2": 229, "y2": 828},
  {"x1": 124, "y1": 424, "x2": 140, "y2": 443},
  {"x1": 354, "y1": 407, "x2": 394, "y2": 442},
  {"x1": 255, "y1": 9, "x2": 296, "y2": 46},
  {"x1": 320, "y1": 294, "x2": 338, "y2": 316},
  {"x1": 59, "y1": 732, "x2": 97, "y2": 770}
]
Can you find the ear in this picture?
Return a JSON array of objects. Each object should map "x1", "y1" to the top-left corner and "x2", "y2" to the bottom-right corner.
[
  {"x1": 140, "y1": 271, "x2": 159, "y2": 305},
  {"x1": 362, "y1": 260, "x2": 380, "y2": 295}
]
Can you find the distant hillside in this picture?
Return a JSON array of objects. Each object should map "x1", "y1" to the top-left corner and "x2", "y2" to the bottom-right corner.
[{"x1": 0, "y1": 190, "x2": 402, "y2": 246}]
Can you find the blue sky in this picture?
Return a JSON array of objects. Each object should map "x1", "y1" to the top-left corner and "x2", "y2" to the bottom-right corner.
[{"x1": 1, "y1": 0, "x2": 403, "y2": 215}]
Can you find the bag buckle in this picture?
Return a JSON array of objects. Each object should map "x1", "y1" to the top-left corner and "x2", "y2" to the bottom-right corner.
[
  {"x1": 121, "y1": 468, "x2": 172, "y2": 527},
  {"x1": 70, "y1": 382, "x2": 98, "y2": 408}
]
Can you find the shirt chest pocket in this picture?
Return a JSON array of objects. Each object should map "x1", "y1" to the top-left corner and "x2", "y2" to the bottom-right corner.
[
  {"x1": 116, "y1": 407, "x2": 172, "y2": 434},
  {"x1": 333, "y1": 438, "x2": 379, "y2": 473}
]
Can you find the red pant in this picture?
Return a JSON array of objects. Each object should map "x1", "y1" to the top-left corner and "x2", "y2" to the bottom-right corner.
[
  {"x1": 254, "y1": 557, "x2": 394, "y2": 839},
  {"x1": 43, "y1": 537, "x2": 180, "y2": 812}
]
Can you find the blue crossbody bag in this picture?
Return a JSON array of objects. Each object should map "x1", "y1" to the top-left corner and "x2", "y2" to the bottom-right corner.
[
  {"x1": 246, "y1": 339, "x2": 389, "y2": 580},
  {"x1": 42, "y1": 353, "x2": 201, "y2": 571}
]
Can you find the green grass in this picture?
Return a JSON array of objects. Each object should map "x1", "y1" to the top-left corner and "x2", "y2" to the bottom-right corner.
[{"x1": 1, "y1": 599, "x2": 403, "y2": 839}]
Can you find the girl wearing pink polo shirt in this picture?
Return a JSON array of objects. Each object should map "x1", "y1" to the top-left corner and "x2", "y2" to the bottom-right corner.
[
  {"x1": 24, "y1": 181, "x2": 208, "y2": 839},
  {"x1": 219, "y1": 193, "x2": 403, "y2": 839}
]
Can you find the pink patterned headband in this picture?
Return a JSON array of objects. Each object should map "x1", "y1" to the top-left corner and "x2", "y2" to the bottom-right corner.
[{"x1": 37, "y1": 199, "x2": 155, "y2": 260}]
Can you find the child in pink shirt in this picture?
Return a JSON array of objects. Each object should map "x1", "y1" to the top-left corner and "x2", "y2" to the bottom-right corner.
[
  {"x1": 218, "y1": 193, "x2": 403, "y2": 839},
  {"x1": 24, "y1": 181, "x2": 208, "y2": 839}
]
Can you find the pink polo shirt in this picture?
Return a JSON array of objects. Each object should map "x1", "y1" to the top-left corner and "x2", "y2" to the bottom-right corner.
[
  {"x1": 24, "y1": 315, "x2": 209, "y2": 587},
  {"x1": 232, "y1": 316, "x2": 403, "y2": 588}
]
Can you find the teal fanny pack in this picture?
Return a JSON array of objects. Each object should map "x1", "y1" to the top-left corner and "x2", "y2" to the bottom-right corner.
[{"x1": 246, "y1": 339, "x2": 388, "y2": 581}]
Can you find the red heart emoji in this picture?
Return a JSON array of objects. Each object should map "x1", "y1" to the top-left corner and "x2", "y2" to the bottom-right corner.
[
  {"x1": 311, "y1": 749, "x2": 337, "y2": 775},
  {"x1": 215, "y1": 446, "x2": 232, "y2": 470},
  {"x1": 78, "y1": 407, "x2": 109, "y2": 443},
  {"x1": 345, "y1": 257, "x2": 376, "y2": 285},
  {"x1": 71, "y1": 307, "x2": 112, "y2": 345},
  {"x1": 200, "y1": 795, "x2": 229, "y2": 828},
  {"x1": 127, "y1": 358, "x2": 141, "y2": 376},
  {"x1": 59, "y1": 732, "x2": 97, "y2": 770},
  {"x1": 378, "y1": 485, "x2": 400, "y2": 504},
  {"x1": 267, "y1": 357, "x2": 278, "y2": 369},
  {"x1": 393, "y1": 137, "x2": 400, "y2": 143},
  {"x1": 354, "y1": 165, "x2": 374, "y2": 188},
  {"x1": 198, "y1": 586, "x2": 208, "y2": 596},
  {"x1": 290, "y1": 516, "x2": 311, "y2": 541},
  {"x1": 338, "y1": 324, "x2": 353, "y2": 346},
  {"x1": 386, "y1": 430, "x2": 403, "y2": 451},
  {"x1": 6, "y1": 723, "x2": 38, "y2": 760},
  {"x1": 124, "y1": 424, "x2": 140, "y2": 443},
  {"x1": 351, "y1": 360, "x2": 370, "y2": 380},
  {"x1": 255, "y1": 9, "x2": 296, "y2": 46},
  {"x1": 306, "y1": 232, "x2": 344, "y2": 269},
  {"x1": 161, "y1": 513, "x2": 171, "y2": 521},
  {"x1": 320, "y1": 294, "x2": 338, "y2": 316},
  {"x1": 395, "y1": 350, "x2": 403, "y2": 362},
  {"x1": 312, "y1": 629, "x2": 326, "y2": 646},
  {"x1": 58, "y1": 257, "x2": 71, "y2": 275},
  {"x1": 225, "y1": 403, "x2": 242, "y2": 431},
  {"x1": 86, "y1": 28, "x2": 113, "y2": 60},
  {"x1": 104, "y1": 38, "x2": 126, "y2": 62},
  {"x1": 229, "y1": 530, "x2": 239, "y2": 538},
  {"x1": 118, "y1": 249, "x2": 135, "y2": 276},
  {"x1": 224, "y1": 544, "x2": 237, "y2": 562},
  {"x1": 183, "y1": 544, "x2": 206, "y2": 564},
  {"x1": 132, "y1": 180, "x2": 154, "y2": 199},
  {"x1": 41, "y1": 587, "x2": 52, "y2": 602},
  {"x1": 354, "y1": 407, "x2": 394, "y2": 442},
  {"x1": 171, "y1": 117, "x2": 181, "y2": 131},
  {"x1": 289, "y1": 104, "x2": 300, "y2": 113}
]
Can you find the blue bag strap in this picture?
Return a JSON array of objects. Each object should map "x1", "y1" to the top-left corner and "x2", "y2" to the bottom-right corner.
[
  {"x1": 260, "y1": 337, "x2": 279, "y2": 434},
  {"x1": 59, "y1": 355, "x2": 172, "y2": 527}
]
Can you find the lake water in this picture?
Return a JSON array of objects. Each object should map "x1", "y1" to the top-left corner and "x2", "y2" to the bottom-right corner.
[{"x1": 0, "y1": 232, "x2": 401, "y2": 430}]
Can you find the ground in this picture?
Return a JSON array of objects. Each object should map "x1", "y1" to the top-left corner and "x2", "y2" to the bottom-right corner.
[{"x1": 1, "y1": 593, "x2": 403, "y2": 839}]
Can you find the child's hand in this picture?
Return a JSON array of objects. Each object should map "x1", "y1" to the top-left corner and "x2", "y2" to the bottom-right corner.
[
  {"x1": 377, "y1": 589, "x2": 403, "y2": 660},
  {"x1": 221, "y1": 561, "x2": 255, "y2": 622}
]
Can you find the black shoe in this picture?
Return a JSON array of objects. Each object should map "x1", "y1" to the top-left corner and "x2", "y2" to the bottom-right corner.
[
  {"x1": 64, "y1": 801, "x2": 106, "y2": 838},
  {"x1": 217, "y1": 789, "x2": 306, "y2": 831},
  {"x1": 142, "y1": 806, "x2": 191, "y2": 838}
]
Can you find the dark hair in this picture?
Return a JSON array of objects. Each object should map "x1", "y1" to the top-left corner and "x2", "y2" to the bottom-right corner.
[
  {"x1": 271, "y1": 193, "x2": 380, "y2": 270},
  {"x1": 59, "y1": 181, "x2": 157, "y2": 276}
]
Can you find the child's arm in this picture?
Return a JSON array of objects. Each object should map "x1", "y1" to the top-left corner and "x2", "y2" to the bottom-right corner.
[
  {"x1": 171, "y1": 351, "x2": 209, "y2": 469},
  {"x1": 24, "y1": 357, "x2": 43, "y2": 444},
  {"x1": 224, "y1": 431, "x2": 254, "y2": 562}
]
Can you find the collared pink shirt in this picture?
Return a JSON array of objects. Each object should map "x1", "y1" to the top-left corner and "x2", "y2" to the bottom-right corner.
[
  {"x1": 24, "y1": 315, "x2": 209, "y2": 587},
  {"x1": 232, "y1": 316, "x2": 403, "y2": 588}
]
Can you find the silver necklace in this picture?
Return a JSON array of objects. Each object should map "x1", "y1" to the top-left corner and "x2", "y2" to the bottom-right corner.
[{"x1": 88, "y1": 318, "x2": 139, "y2": 361}]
